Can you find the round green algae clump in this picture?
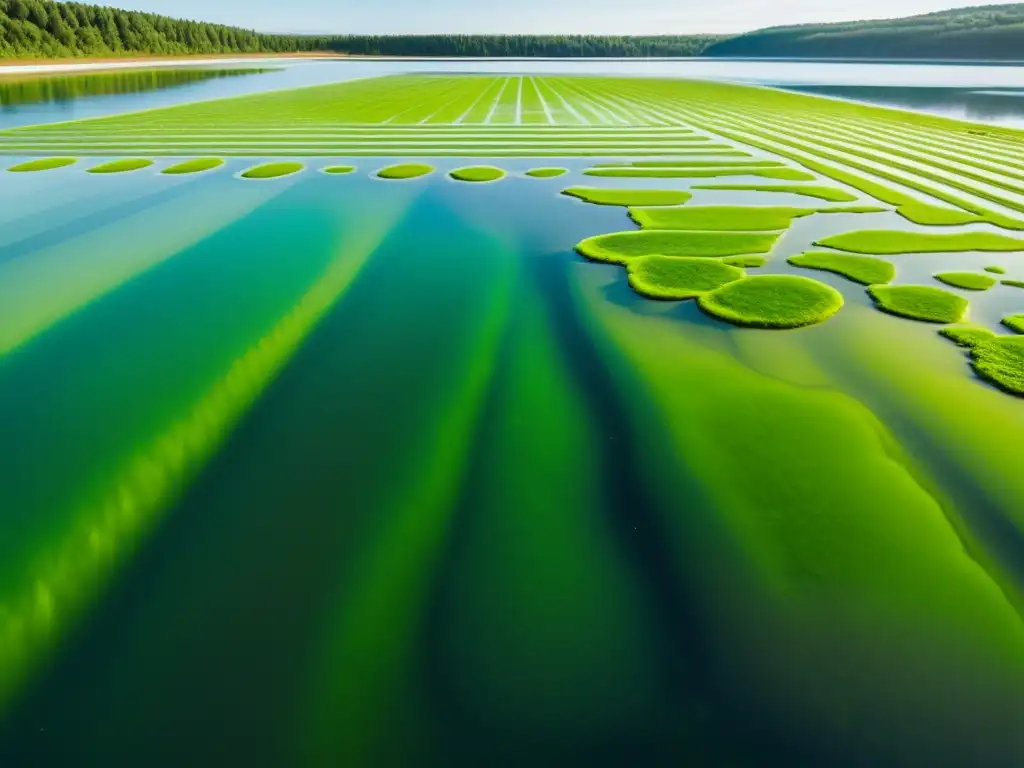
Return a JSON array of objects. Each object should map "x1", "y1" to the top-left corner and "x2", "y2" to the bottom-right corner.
[
  {"x1": 7, "y1": 157, "x2": 77, "y2": 172},
  {"x1": 934, "y1": 272, "x2": 997, "y2": 291},
  {"x1": 985, "y1": 265, "x2": 1007, "y2": 274},
  {"x1": 449, "y1": 166, "x2": 506, "y2": 182},
  {"x1": 576, "y1": 230, "x2": 780, "y2": 265},
  {"x1": 376, "y1": 163, "x2": 435, "y2": 180},
  {"x1": 971, "y1": 336, "x2": 1024, "y2": 397},
  {"x1": 562, "y1": 187, "x2": 691, "y2": 207},
  {"x1": 241, "y1": 162, "x2": 304, "y2": 179},
  {"x1": 698, "y1": 274, "x2": 843, "y2": 329},
  {"x1": 627, "y1": 256, "x2": 745, "y2": 300},
  {"x1": 788, "y1": 251, "x2": 895, "y2": 285},
  {"x1": 161, "y1": 158, "x2": 224, "y2": 175},
  {"x1": 323, "y1": 165, "x2": 356, "y2": 174},
  {"x1": 525, "y1": 167, "x2": 567, "y2": 178},
  {"x1": 1003, "y1": 314, "x2": 1024, "y2": 334},
  {"x1": 867, "y1": 285, "x2": 968, "y2": 324},
  {"x1": 87, "y1": 158, "x2": 154, "y2": 174}
]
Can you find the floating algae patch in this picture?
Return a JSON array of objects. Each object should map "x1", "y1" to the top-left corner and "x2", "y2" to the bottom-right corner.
[
  {"x1": 816, "y1": 230, "x2": 1024, "y2": 255},
  {"x1": 1004, "y1": 314, "x2": 1024, "y2": 334},
  {"x1": 593, "y1": 160, "x2": 786, "y2": 168},
  {"x1": 449, "y1": 166, "x2": 505, "y2": 183},
  {"x1": 7, "y1": 157, "x2": 76, "y2": 172},
  {"x1": 697, "y1": 274, "x2": 843, "y2": 329},
  {"x1": 87, "y1": 158, "x2": 153, "y2": 174},
  {"x1": 722, "y1": 255, "x2": 767, "y2": 268},
  {"x1": 561, "y1": 187, "x2": 691, "y2": 207},
  {"x1": 868, "y1": 285, "x2": 968, "y2": 323},
  {"x1": 576, "y1": 230, "x2": 781, "y2": 265},
  {"x1": 524, "y1": 167, "x2": 566, "y2": 178},
  {"x1": 690, "y1": 183, "x2": 859, "y2": 202},
  {"x1": 935, "y1": 272, "x2": 997, "y2": 291},
  {"x1": 940, "y1": 323, "x2": 996, "y2": 348},
  {"x1": 896, "y1": 203, "x2": 984, "y2": 226},
  {"x1": 376, "y1": 163, "x2": 435, "y2": 180},
  {"x1": 789, "y1": 252, "x2": 895, "y2": 285},
  {"x1": 626, "y1": 255, "x2": 745, "y2": 300},
  {"x1": 820, "y1": 205, "x2": 888, "y2": 214},
  {"x1": 971, "y1": 336, "x2": 1024, "y2": 396},
  {"x1": 629, "y1": 205, "x2": 812, "y2": 231},
  {"x1": 985, "y1": 266, "x2": 1007, "y2": 274},
  {"x1": 161, "y1": 158, "x2": 224, "y2": 175},
  {"x1": 323, "y1": 165, "x2": 355, "y2": 175},
  {"x1": 241, "y1": 162, "x2": 304, "y2": 179},
  {"x1": 583, "y1": 167, "x2": 816, "y2": 181},
  {"x1": 1004, "y1": 279, "x2": 1024, "y2": 288}
]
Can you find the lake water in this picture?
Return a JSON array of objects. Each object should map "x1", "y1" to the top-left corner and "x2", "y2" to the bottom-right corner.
[{"x1": 2, "y1": 60, "x2": 1024, "y2": 766}]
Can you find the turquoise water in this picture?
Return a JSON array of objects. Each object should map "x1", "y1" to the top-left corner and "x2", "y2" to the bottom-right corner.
[{"x1": 0, "y1": 160, "x2": 1023, "y2": 764}]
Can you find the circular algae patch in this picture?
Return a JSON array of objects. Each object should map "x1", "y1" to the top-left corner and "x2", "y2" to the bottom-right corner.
[
  {"x1": 241, "y1": 162, "x2": 304, "y2": 179},
  {"x1": 449, "y1": 166, "x2": 505, "y2": 182},
  {"x1": 698, "y1": 275, "x2": 843, "y2": 329},
  {"x1": 376, "y1": 163, "x2": 434, "y2": 180},
  {"x1": 7, "y1": 157, "x2": 77, "y2": 172},
  {"x1": 867, "y1": 285, "x2": 967, "y2": 324},
  {"x1": 627, "y1": 256, "x2": 744, "y2": 300},
  {"x1": 323, "y1": 165, "x2": 356, "y2": 175},
  {"x1": 525, "y1": 167, "x2": 566, "y2": 178}
]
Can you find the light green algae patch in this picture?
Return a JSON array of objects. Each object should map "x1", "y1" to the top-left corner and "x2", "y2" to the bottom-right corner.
[
  {"x1": 1003, "y1": 314, "x2": 1024, "y2": 334},
  {"x1": 1004, "y1": 279, "x2": 1024, "y2": 288},
  {"x1": 971, "y1": 337, "x2": 1024, "y2": 396},
  {"x1": 691, "y1": 183, "x2": 859, "y2": 202},
  {"x1": 935, "y1": 272, "x2": 998, "y2": 291},
  {"x1": 940, "y1": 324, "x2": 996, "y2": 348},
  {"x1": 449, "y1": 166, "x2": 506, "y2": 182},
  {"x1": 576, "y1": 230, "x2": 781, "y2": 265},
  {"x1": 722, "y1": 255, "x2": 767, "y2": 268},
  {"x1": 583, "y1": 167, "x2": 816, "y2": 181},
  {"x1": 7, "y1": 157, "x2": 77, "y2": 172},
  {"x1": 821, "y1": 205, "x2": 889, "y2": 213},
  {"x1": 816, "y1": 230, "x2": 1024, "y2": 255},
  {"x1": 594, "y1": 160, "x2": 786, "y2": 168},
  {"x1": 985, "y1": 266, "x2": 1007, "y2": 274},
  {"x1": 788, "y1": 252, "x2": 895, "y2": 285},
  {"x1": 161, "y1": 158, "x2": 224, "y2": 175},
  {"x1": 323, "y1": 165, "x2": 356, "y2": 174},
  {"x1": 626, "y1": 255, "x2": 745, "y2": 300},
  {"x1": 240, "y1": 162, "x2": 304, "y2": 179},
  {"x1": 896, "y1": 203, "x2": 984, "y2": 226},
  {"x1": 87, "y1": 158, "x2": 153, "y2": 174},
  {"x1": 524, "y1": 167, "x2": 566, "y2": 178},
  {"x1": 868, "y1": 285, "x2": 968, "y2": 323},
  {"x1": 629, "y1": 205, "x2": 812, "y2": 231},
  {"x1": 697, "y1": 274, "x2": 843, "y2": 329},
  {"x1": 376, "y1": 163, "x2": 435, "y2": 180},
  {"x1": 562, "y1": 187, "x2": 691, "y2": 207}
]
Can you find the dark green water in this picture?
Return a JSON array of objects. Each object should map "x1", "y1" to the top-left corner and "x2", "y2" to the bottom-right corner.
[{"x1": 2, "y1": 162, "x2": 1024, "y2": 766}]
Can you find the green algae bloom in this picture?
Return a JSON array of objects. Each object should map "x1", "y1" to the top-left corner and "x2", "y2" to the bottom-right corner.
[
  {"x1": 449, "y1": 166, "x2": 506, "y2": 182},
  {"x1": 562, "y1": 187, "x2": 691, "y2": 207},
  {"x1": 940, "y1": 324, "x2": 997, "y2": 348},
  {"x1": 7, "y1": 157, "x2": 77, "y2": 172},
  {"x1": 985, "y1": 266, "x2": 1007, "y2": 274},
  {"x1": 788, "y1": 251, "x2": 895, "y2": 285},
  {"x1": 1003, "y1": 314, "x2": 1024, "y2": 334},
  {"x1": 722, "y1": 255, "x2": 767, "y2": 268},
  {"x1": 583, "y1": 167, "x2": 816, "y2": 181},
  {"x1": 867, "y1": 285, "x2": 968, "y2": 323},
  {"x1": 240, "y1": 162, "x2": 304, "y2": 179},
  {"x1": 626, "y1": 256, "x2": 745, "y2": 300},
  {"x1": 1004, "y1": 279, "x2": 1024, "y2": 288},
  {"x1": 971, "y1": 336, "x2": 1024, "y2": 396},
  {"x1": 629, "y1": 205, "x2": 812, "y2": 231},
  {"x1": 697, "y1": 274, "x2": 843, "y2": 329},
  {"x1": 690, "y1": 183, "x2": 859, "y2": 202},
  {"x1": 161, "y1": 158, "x2": 224, "y2": 175},
  {"x1": 87, "y1": 158, "x2": 153, "y2": 174},
  {"x1": 524, "y1": 167, "x2": 566, "y2": 178},
  {"x1": 575, "y1": 230, "x2": 781, "y2": 265},
  {"x1": 323, "y1": 165, "x2": 356, "y2": 174},
  {"x1": 934, "y1": 272, "x2": 997, "y2": 291},
  {"x1": 376, "y1": 163, "x2": 435, "y2": 180},
  {"x1": 816, "y1": 230, "x2": 1024, "y2": 255}
]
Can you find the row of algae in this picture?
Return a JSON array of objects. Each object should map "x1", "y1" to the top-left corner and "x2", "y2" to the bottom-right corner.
[{"x1": 0, "y1": 182, "x2": 420, "y2": 716}]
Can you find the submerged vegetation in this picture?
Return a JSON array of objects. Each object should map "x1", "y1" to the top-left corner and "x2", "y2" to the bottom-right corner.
[
  {"x1": 868, "y1": 285, "x2": 968, "y2": 323},
  {"x1": 323, "y1": 165, "x2": 356, "y2": 175},
  {"x1": 788, "y1": 251, "x2": 895, "y2": 285},
  {"x1": 697, "y1": 274, "x2": 844, "y2": 329}
]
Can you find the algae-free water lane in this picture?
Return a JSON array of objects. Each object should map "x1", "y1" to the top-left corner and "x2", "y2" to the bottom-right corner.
[{"x1": 1, "y1": 153, "x2": 1024, "y2": 765}]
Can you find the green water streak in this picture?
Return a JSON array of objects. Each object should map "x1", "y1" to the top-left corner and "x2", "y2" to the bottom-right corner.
[
  {"x1": 430, "y1": 278, "x2": 660, "y2": 752},
  {"x1": 301, "y1": 231, "x2": 516, "y2": 767},
  {"x1": 0, "y1": 176, "x2": 293, "y2": 356},
  {"x1": 0, "y1": 190, "x2": 414, "y2": 715}
]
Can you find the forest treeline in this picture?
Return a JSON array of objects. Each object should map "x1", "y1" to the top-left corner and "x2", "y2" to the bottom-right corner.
[
  {"x1": 320, "y1": 35, "x2": 724, "y2": 57},
  {"x1": 704, "y1": 3, "x2": 1024, "y2": 60}
]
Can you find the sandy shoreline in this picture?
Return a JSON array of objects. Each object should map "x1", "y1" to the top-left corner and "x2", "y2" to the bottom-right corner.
[{"x1": 0, "y1": 51, "x2": 345, "y2": 75}]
